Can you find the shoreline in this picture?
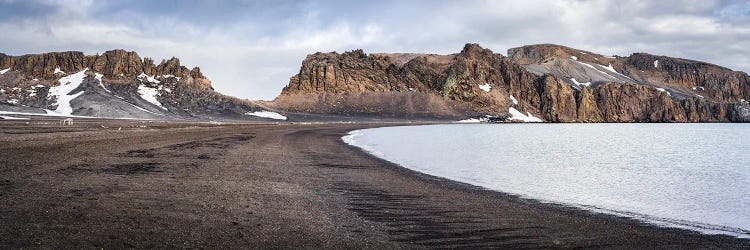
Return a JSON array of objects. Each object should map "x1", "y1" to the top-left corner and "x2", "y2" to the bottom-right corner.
[
  {"x1": 0, "y1": 121, "x2": 748, "y2": 248},
  {"x1": 340, "y1": 124, "x2": 750, "y2": 239}
]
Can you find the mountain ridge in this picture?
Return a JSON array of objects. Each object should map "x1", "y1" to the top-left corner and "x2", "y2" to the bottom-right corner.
[
  {"x1": 2, "y1": 44, "x2": 749, "y2": 122},
  {"x1": 0, "y1": 49, "x2": 278, "y2": 121},
  {"x1": 272, "y1": 43, "x2": 750, "y2": 122}
]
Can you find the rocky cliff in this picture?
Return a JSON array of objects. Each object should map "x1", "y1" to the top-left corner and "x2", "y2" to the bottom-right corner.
[
  {"x1": 275, "y1": 44, "x2": 545, "y2": 119},
  {"x1": 0, "y1": 50, "x2": 275, "y2": 121},
  {"x1": 274, "y1": 43, "x2": 750, "y2": 122}
]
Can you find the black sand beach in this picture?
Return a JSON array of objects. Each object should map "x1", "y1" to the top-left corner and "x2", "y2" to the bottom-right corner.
[{"x1": 0, "y1": 120, "x2": 748, "y2": 248}]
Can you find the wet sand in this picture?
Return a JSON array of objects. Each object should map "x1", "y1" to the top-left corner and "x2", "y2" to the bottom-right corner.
[{"x1": 0, "y1": 120, "x2": 748, "y2": 248}]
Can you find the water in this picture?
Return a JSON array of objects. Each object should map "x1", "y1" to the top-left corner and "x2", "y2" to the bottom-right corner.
[{"x1": 343, "y1": 123, "x2": 750, "y2": 238}]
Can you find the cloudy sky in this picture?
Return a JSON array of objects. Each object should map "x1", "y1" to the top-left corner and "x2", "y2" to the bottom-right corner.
[{"x1": 1, "y1": 0, "x2": 749, "y2": 100}]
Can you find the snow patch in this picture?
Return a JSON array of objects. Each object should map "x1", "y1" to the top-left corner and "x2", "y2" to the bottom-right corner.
[
  {"x1": 579, "y1": 62, "x2": 631, "y2": 80},
  {"x1": 602, "y1": 65, "x2": 622, "y2": 75},
  {"x1": 0, "y1": 68, "x2": 9, "y2": 74},
  {"x1": 510, "y1": 95, "x2": 518, "y2": 105},
  {"x1": 137, "y1": 84, "x2": 167, "y2": 110},
  {"x1": 245, "y1": 111, "x2": 287, "y2": 120},
  {"x1": 478, "y1": 83, "x2": 491, "y2": 92},
  {"x1": 578, "y1": 61, "x2": 618, "y2": 80},
  {"x1": 95, "y1": 73, "x2": 110, "y2": 92},
  {"x1": 456, "y1": 115, "x2": 494, "y2": 123},
  {"x1": 54, "y1": 67, "x2": 65, "y2": 74},
  {"x1": 48, "y1": 68, "x2": 88, "y2": 115},
  {"x1": 654, "y1": 60, "x2": 659, "y2": 68},
  {"x1": 693, "y1": 86, "x2": 705, "y2": 91},
  {"x1": 570, "y1": 78, "x2": 591, "y2": 87},
  {"x1": 456, "y1": 118, "x2": 482, "y2": 123},
  {"x1": 508, "y1": 107, "x2": 543, "y2": 122},
  {"x1": 570, "y1": 56, "x2": 578, "y2": 61},
  {"x1": 8, "y1": 99, "x2": 18, "y2": 104},
  {"x1": 112, "y1": 95, "x2": 162, "y2": 115},
  {"x1": 655, "y1": 88, "x2": 671, "y2": 96},
  {"x1": 137, "y1": 73, "x2": 161, "y2": 84},
  {"x1": 1, "y1": 110, "x2": 138, "y2": 119},
  {"x1": 0, "y1": 115, "x2": 30, "y2": 120},
  {"x1": 32, "y1": 78, "x2": 38, "y2": 81}
]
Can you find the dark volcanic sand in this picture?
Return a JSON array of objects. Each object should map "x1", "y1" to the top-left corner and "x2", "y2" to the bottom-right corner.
[{"x1": 0, "y1": 120, "x2": 748, "y2": 249}]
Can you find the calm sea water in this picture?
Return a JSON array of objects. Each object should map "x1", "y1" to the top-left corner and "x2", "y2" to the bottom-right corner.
[{"x1": 343, "y1": 123, "x2": 750, "y2": 238}]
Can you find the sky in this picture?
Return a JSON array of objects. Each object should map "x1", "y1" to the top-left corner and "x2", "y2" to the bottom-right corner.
[{"x1": 1, "y1": 0, "x2": 749, "y2": 100}]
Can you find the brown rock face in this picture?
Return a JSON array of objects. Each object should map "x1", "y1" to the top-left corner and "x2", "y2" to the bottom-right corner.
[
  {"x1": 0, "y1": 51, "x2": 88, "y2": 79},
  {"x1": 623, "y1": 53, "x2": 749, "y2": 102},
  {"x1": 538, "y1": 75, "x2": 577, "y2": 122},
  {"x1": 0, "y1": 50, "x2": 207, "y2": 82},
  {"x1": 277, "y1": 43, "x2": 549, "y2": 118},
  {"x1": 91, "y1": 49, "x2": 144, "y2": 77},
  {"x1": 576, "y1": 87, "x2": 603, "y2": 122},
  {"x1": 277, "y1": 43, "x2": 750, "y2": 122}
]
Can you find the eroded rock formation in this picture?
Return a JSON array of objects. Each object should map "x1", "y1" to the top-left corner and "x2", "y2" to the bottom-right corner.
[{"x1": 275, "y1": 43, "x2": 750, "y2": 122}]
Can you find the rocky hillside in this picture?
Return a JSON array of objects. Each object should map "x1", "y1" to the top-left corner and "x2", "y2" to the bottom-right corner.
[
  {"x1": 274, "y1": 43, "x2": 750, "y2": 122},
  {"x1": 0, "y1": 50, "x2": 282, "y2": 121}
]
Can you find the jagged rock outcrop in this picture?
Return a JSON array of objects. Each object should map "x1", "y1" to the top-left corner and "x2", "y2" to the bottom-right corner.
[
  {"x1": 575, "y1": 86, "x2": 603, "y2": 122},
  {"x1": 0, "y1": 50, "x2": 265, "y2": 120},
  {"x1": 623, "y1": 53, "x2": 749, "y2": 103},
  {"x1": 537, "y1": 75, "x2": 577, "y2": 122},
  {"x1": 274, "y1": 43, "x2": 750, "y2": 122},
  {"x1": 276, "y1": 44, "x2": 546, "y2": 119}
]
